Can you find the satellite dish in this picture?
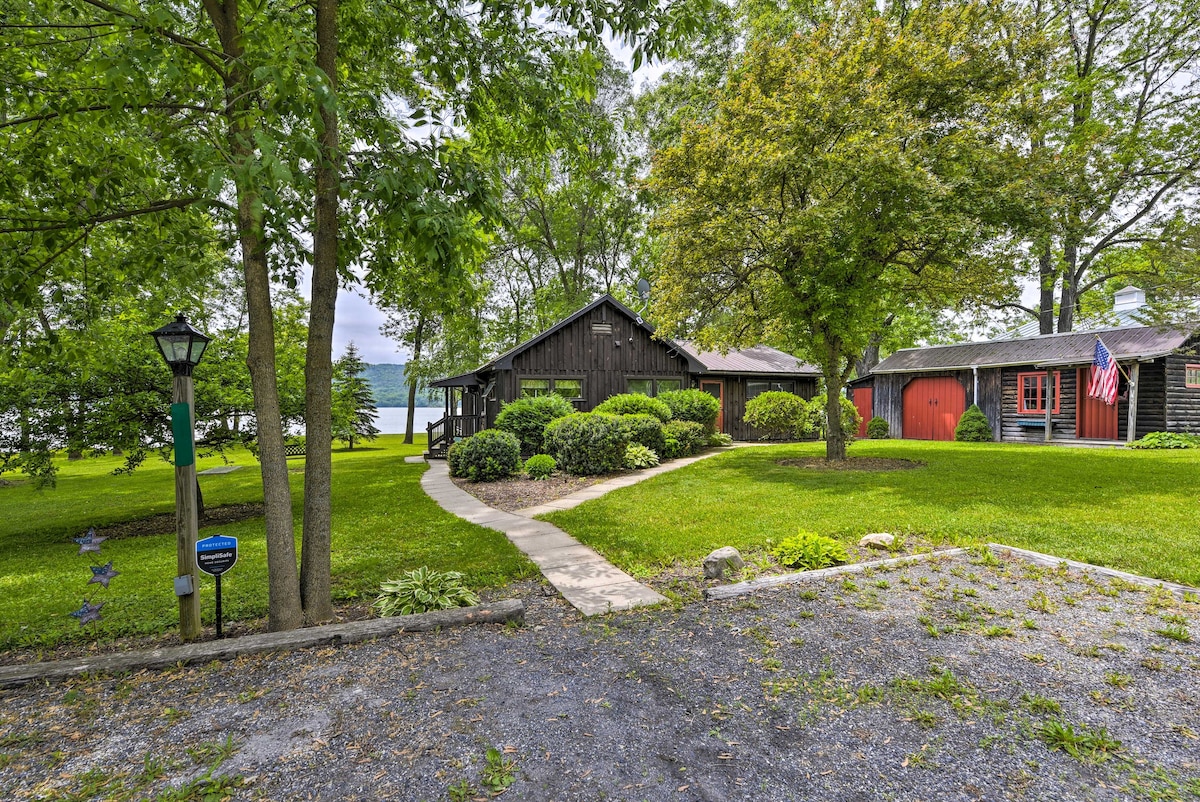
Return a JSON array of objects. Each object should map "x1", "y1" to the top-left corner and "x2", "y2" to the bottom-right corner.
[{"x1": 636, "y1": 278, "x2": 651, "y2": 302}]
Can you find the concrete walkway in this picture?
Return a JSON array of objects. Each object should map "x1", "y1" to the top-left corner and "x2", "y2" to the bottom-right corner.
[{"x1": 420, "y1": 447, "x2": 740, "y2": 616}]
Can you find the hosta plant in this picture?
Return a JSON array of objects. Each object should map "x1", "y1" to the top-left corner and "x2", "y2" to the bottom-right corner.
[
  {"x1": 772, "y1": 530, "x2": 848, "y2": 571},
  {"x1": 374, "y1": 567, "x2": 480, "y2": 617},
  {"x1": 624, "y1": 443, "x2": 660, "y2": 469}
]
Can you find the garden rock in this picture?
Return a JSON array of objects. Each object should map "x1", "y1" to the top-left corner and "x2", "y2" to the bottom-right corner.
[
  {"x1": 703, "y1": 546, "x2": 745, "y2": 579},
  {"x1": 859, "y1": 533, "x2": 895, "y2": 549}
]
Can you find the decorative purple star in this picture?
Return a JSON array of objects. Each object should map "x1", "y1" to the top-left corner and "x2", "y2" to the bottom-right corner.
[
  {"x1": 74, "y1": 528, "x2": 107, "y2": 555},
  {"x1": 68, "y1": 600, "x2": 105, "y2": 625},
  {"x1": 87, "y1": 562, "x2": 120, "y2": 588}
]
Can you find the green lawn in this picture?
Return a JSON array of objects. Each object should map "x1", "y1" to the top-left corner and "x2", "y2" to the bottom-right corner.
[
  {"x1": 543, "y1": 440, "x2": 1200, "y2": 587},
  {"x1": 0, "y1": 436, "x2": 534, "y2": 651}
]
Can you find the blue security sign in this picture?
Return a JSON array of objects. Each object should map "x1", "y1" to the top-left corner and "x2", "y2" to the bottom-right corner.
[{"x1": 196, "y1": 535, "x2": 238, "y2": 576}]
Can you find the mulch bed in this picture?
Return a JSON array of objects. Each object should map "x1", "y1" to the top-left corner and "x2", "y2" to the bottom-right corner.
[{"x1": 450, "y1": 472, "x2": 631, "y2": 512}]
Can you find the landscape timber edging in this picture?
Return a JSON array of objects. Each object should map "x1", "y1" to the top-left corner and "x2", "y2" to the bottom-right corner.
[
  {"x1": 703, "y1": 548, "x2": 969, "y2": 601},
  {"x1": 0, "y1": 598, "x2": 524, "y2": 689},
  {"x1": 985, "y1": 543, "x2": 1200, "y2": 600}
]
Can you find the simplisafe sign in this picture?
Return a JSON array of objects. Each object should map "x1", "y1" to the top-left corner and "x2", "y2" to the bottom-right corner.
[{"x1": 196, "y1": 535, "x2": 238, "y2": 576}]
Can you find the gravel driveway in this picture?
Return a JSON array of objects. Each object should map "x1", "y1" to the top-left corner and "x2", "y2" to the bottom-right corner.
[{"x1": 3, "y1": 549, "x2": 1199, "y2": 801}]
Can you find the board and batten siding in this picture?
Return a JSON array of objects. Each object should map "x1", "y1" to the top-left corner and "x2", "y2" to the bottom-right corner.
[
  {"x1": 505, "y1": 303, "x2": 691, "y2": 410},
  {"x1": 1165, "y1": 354, "x2": 1200, "y2": 433},
  {"x1": 872, "y1": 371, "x2": 973, "y2": 440}
]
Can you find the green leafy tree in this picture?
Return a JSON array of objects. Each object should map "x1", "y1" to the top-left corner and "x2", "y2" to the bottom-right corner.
[
  {"x1": 649, "y1": 1, "x2": 1023, "y2": 460},
  {"x1": 331, "y1": 343, "x2": 380, "y2": 450}
]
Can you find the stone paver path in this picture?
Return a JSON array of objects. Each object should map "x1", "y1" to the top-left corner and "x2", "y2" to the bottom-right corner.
[{"x1": 420, "y1": 447, "x2": 743, "y2": 615}]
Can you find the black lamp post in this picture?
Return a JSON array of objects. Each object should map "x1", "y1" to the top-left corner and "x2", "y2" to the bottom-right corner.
[{"x1": 149, "y1": 314, "x2": 211, "y2": 641}]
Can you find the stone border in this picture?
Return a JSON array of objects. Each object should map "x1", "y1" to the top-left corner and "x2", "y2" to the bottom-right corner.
[
  {"x1": 986, "y1": 543, "x2": 1200, "y2": 599},
  {"x1": 705, "y1": 543, "x2": 1200, "y2": 603},
  {"x1": 704, "y1": 549, "x2": 968, "y2": 601},
  {"x1": 0, "y1": 599, "x2": 524, "y2": 689}
]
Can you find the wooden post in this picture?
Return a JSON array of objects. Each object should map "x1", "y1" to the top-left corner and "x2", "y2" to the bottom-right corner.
[
  {"x1": 173, "y1": 373, "x2": 201, "y2": 641},
  {"x1": 1126, "y1": 362, "x2": 1140, "y2": 444},
  {"x1": 1044, "y1": 367, "x2": 1053, "y2": 442}
]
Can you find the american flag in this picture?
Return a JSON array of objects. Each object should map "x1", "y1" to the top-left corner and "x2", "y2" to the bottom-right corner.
[{"x1": 1087, "y1": 339, "x2": 1120, "y2": 405}]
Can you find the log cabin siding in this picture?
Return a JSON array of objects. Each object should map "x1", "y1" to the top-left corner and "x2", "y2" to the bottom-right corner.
[
  {"x1": 1000, "y1": 366, "x2": 1077, "y2": 441},
  {"x1": 1165, "y1": 354, "x2": 1200, "y2": 433},
  {"x1": 1126, "y1": 361, "x2": 1167, "y2": 440}
]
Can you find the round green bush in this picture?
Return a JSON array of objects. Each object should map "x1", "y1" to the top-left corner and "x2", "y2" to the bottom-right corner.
[
  {"x1": 866, "y1": 416, "x2": 889, "y2": 439},
  {"x1": 802, "y1": 394, "x2": 863, "y2": 442},
  {"x1": 455, "y1": 429, "x2": 521, "y2": 481},
  {"x1": 446, "y1": 439, "x2": 466, "y2": 477},
  {"x1": 663, "y1": 420, "x2": 706, "y2": 457},
  {"x1": 954, "y1": 404, "x2": 993, "y2": 442},
  {"x1": 524, "y1": 453, "x2": 557, "y2": 479},
  {"x1": 493, "y1": 394, "x2": 576, "y2": 455},
  {"x1": 745, "y1": 391, "x2": 807, "y2": 439},
  {"x1": 619, "y1": 413, "x2": 666, "y2": 455},
  {"x1": 544, "y1": 413, "x2": 629, "y2": 475},
  {"x1": 593, "y1": 393, "x2": 673, "y2": 422},
  {"x1": 658, "y1": 389, "x2": 720, "y2": 433},
  {"x1": 624, "y1": 443, "x2": 660, "y2": 469}
]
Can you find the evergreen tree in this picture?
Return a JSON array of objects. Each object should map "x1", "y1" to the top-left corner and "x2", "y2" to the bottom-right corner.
[{"x1": 332, "y1": 344, "x2": 380, "y2": 450}]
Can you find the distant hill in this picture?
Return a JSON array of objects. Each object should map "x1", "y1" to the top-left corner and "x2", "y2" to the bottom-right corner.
[{"x1": 362, "y1": 363, "x2": 439, "y2": 408}]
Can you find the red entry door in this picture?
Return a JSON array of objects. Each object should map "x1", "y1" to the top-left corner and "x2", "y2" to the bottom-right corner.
[
  {"x1": 1076, "y1": 368, "x2": 1118, "y2": 439},
  {"x1": 852, "y1": 387, "x2": 873, "y2": 437},
  {"x1": 700, "y1": 380, "x2": 725, "y2": 433},
  {"x1": 902, "y1": 377, "x2": 966, "y2": 440}
]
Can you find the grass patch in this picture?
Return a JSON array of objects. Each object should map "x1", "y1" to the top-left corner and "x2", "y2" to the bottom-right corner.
[
  {"x1": 542, "y1": 440, "x2": 1200, "y2": 584},
  {"x1": 0, "y1": 436, "x2": 534, "y2": 651}
]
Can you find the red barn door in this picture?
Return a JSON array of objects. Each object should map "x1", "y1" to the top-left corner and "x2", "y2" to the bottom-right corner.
[
  {"x1": 852, "y1": 387, "x2": 873, "y2": 437},
  {"x1": 902, "y1": 377, "x2": 966, "y2": 440},
  {"x1": 1076, "y1": 368, "x2": 1118, "y2": 439}
]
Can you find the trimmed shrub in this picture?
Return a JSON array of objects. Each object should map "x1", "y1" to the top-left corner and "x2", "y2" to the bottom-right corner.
[
  {"x1": 619, "y1": 413, "x2": 667, "y2": 455},
  {"x1": 954, "y1": 404, "x2": 993, "y2": 442},
  {"x1": 866, "y1": 416, "x2": 889, "y2": 439},
  {"x1": 455, "y1": 429, "x2": 521, "y2": 482},
  {"x1": 593, "y1": 393, "x2": 673, "y2": 422},
  {"x1": 493, "y1": 395, "x2": 576, "y2": 455},
  {"x1": 524, "y1": 453, "x2": 557, "y2": 479},
  {"x1": 374, "y1": 567, "x2": 479, "y2": 616},
  {"x1": 707, "y1": 432, "x2": 734, "y2": 447},
  {"x1": 446, "y1": 439, "x2": 466, "y2": 477},
  {"x1": 544, "y1": 413, "x2": 629, "y2": 475},
  {"x1": 658, "y1": 389, "x2": 720, "y2": 433},
  {"x1": 772, "y1": 531, "x2": 848, "y2": 571},
  {"x1": 663, "y1": 420, "x2": 707, "y2": 457},
  {"x1": 624, "y1": 443, "x2": 660, "y2": 469},
  {"x1": 802, "y1": 394, "x2": 863, "y2": 442},
  {"x1": 744, "y1": 391, "x2": 807, "y2": 439}
]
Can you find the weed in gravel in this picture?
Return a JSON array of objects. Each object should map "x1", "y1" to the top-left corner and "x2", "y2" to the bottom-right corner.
[
  {"x1": 982, "y1": 624, "x2": 1014, "y2": 638},
  {"x1": 1027, "y1": 591, "x2": 1057, "y2": 614},
  {"x1": 1037, "y1": 719, "x2": 1122, "y2": 763},
  {"x1": 1021, "y1": 618, "x2": 1038, "y2": 630},
  {"x1": 481, "y1": 746, "x2": 518, "y2": 795},
  {"x1": 1021, "y1": 694, "x2": 1062, "y2": 716},
  {"x1": 916, "y1": 614, "x2": 939, "y2": 638},
  {"x1": 797, "y1": 589, "x2": 818, "y2": 601},
  {"x1": 1070, "y1": 644, "x2": 1102, "y2": 658},
  {"x1": 1141, "y1": 657, "x2": 1165, "y2": 671},
  {"x1": 185, "y1": 734, "x2": 237, "y2": 766},
  {"x1": 903, "y1": 743, "x2": 938, "y2": 768},
  {"x1": 447, "y1": 778, "x2": 476, "y2": 801},
  {"x1": 907, "y1": 708, "x2": 941, "y2": 728},
  {"x1": 1161, "y1": 612, "x2": 1189, "y2": 626},
  {"x1": 1154, "y1": 623, "x2": 1191, "y2": 642}
]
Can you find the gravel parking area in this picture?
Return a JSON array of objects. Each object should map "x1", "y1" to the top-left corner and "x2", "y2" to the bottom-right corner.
[{"x1": 2, "y1": 548, "x2": 1199, "y2": 801}]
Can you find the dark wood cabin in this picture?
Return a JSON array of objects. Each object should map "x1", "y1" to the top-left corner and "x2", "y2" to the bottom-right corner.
[
  {"x1": 426, "y1": 295, "x2": 821, "y2": 456},
  {"x1": 856, "y1": 324, "x2": 1200, "y2": 444}
]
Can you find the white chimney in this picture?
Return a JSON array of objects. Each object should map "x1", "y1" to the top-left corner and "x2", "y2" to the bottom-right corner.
[{"x1": 1113, "y1": 286, "x2": 1145, "y2": 313}]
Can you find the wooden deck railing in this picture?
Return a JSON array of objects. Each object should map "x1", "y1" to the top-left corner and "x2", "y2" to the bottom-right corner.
[{"x1": 426, "y1": 414, "x2": 486, "y2": 458}]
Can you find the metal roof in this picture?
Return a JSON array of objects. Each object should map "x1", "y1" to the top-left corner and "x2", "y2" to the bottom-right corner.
[
  {"x1": 872, "y1": 324, "x2": 1194, "y2": 374},
  {"x1": 678, "y1": 341, "x2": 822, "y2": 376}
]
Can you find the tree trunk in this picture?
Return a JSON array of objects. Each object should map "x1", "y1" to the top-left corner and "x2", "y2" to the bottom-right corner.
[
  {"x1": 824, "y1": 383, "x2": 847, "y2": 461},
  {"x1": 204, "y1": 0, "x2": 304, "y2": 632},
  {"x1": 1057, "y1": 241, "x2": 1078, "y2": 333},
  {"x1": 1037, "y1": 240, "x2": 1055, "y2": 335},
  {"x1": 300, "y1": 0, "x2": 339, "y2": 625},
  {"x1": 404, "y1": 314, "x2": 426, "y2": 445}
]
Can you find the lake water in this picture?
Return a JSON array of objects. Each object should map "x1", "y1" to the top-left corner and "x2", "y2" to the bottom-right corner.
[{"x1": 374, "y1": 407, "x2": 443, "y2": 435}]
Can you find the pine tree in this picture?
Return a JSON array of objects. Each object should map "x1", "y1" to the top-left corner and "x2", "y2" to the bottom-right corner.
[{"x1": 332, "y1": 343, "x2": 380, "y2": 449}]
